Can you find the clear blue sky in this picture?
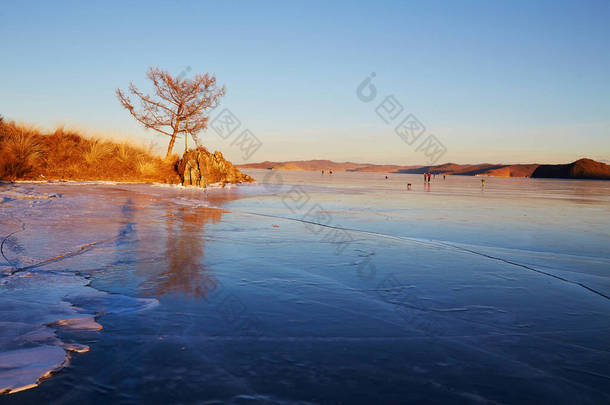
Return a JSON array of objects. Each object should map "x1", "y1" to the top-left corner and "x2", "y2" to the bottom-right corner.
[{"x1": 1, "y1": 0, "x2": 608, "y2": 164}]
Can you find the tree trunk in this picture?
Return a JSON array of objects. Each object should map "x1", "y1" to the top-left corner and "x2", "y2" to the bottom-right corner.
[
  {"x1": 166, "y1": 133, "x2": 177, "y2": 158},
  {"x1": 167, "y1": 115, "x2": 182, "y2": 158}
]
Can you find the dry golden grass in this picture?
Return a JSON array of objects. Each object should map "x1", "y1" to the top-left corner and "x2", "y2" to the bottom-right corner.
[
  {"x1": 0, "y1": 118, "x2": 180, "y2": 183},
  {"x1": 0, "y1": 127, "x2": 44, "y2": 178},
  {"x1": 84, "y1": 139, "x2": 114, "y2": 165},
  {"x1": 136, "y1": 157, "x2": 158, "y2": 176}
]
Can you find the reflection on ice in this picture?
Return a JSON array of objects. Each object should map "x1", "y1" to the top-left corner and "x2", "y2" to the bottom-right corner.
[{"x1": 154, "y1": 206, "x2": 223, "y2": 298}]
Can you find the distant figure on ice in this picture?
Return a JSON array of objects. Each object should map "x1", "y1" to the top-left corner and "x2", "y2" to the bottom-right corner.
[
  {"x1": 481, "y1": 178, "x2": 485, "y2": 188},
  {"x1": 321, "y1": 170, "x2": 324, "y2": 174},
  {"x1": 407, "y1": 183, "x2": 412, "y2": 190},
  {"x1": 385, "y1": 175, "x2": 388, "y2": 179},
  {"x1": 443, "y1": 175, "x2": 446, "y2": 180}
]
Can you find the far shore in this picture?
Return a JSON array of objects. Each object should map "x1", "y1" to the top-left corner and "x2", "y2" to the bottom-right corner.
[{"x1": 239, "y1": 158, "x2": 610, "y2": 180}]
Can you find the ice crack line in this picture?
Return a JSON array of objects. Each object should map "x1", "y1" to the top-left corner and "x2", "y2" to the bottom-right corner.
[
  {"x1": 1, "y1": 227, "x2": 130, "y2": 277},
  {"x1": 434, "y1": 241, "x2": 610, "y2": 301},
  {"x1": 0, "y1": 218, "x2": 26, "y2": 271},
  {"x1": 235, "y1": 210, "x2": 610, "y2": 301}
]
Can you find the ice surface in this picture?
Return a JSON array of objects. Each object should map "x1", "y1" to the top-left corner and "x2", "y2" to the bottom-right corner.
[
  {"x1": 1, "y1": 173, "x2": 609, "y2": 403},
  {"x1": 0, "y1": 186, "x2": 159, "y2": 394},
  {"x1": 0, "y1": 268, "x2": 156, "y2": 394}
]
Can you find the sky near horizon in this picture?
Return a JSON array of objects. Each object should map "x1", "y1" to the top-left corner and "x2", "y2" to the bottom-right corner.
[{"x1": 1, "y1": 0, "x2": 609, "y2": 165}]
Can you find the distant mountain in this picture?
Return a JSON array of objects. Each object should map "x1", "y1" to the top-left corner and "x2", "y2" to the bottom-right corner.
[
  {"x1": 531, "y1": 159, "x2": 610, "y2": 179},
  {"x1": 238, "y1": 160, "x2": 541, "y2": 177},
  {"x1": 238, "y1": 158, "x2": 610, "y2": 178},
  {"x1": 477, "y1": 164, "x2": 540, "y2": 177},
  {"x1": 239, "y1": 160, "x2": 383, "y2": 172}
]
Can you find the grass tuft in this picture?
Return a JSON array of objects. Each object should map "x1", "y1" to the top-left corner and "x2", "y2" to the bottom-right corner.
[
  {"x1": 137, "y1": 157, "x2": 158, "y2": 176},
  {"x1": 84, "y1": 139, "x2": 115, "y2": 165},
  {"x1": 0, "y1": 125, "x2": 44, "y2": 179}
]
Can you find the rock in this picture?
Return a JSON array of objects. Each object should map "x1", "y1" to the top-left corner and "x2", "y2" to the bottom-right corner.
[{"x1": 176, "y1": 147, "x2": 255, "y2": 187}]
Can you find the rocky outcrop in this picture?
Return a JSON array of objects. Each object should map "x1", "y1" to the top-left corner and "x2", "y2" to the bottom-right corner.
[
  {"x1": 531, "y1": 158, "x2": 610, "y2": 180},
  {"x1": 176, "y1": 147, "x2": 254, "y2": 187}
]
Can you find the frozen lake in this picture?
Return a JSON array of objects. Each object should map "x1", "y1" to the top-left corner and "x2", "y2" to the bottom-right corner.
[{"x1": 1, "y1": 170, "x2": 609, "y2": 404}]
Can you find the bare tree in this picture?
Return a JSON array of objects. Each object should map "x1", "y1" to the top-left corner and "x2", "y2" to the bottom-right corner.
[{"x1": 117, "y1": 66, "x2": 225, "y2": 158}]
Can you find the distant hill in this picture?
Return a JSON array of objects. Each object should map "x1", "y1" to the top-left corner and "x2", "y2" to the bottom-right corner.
[
  {"x1": 240, "y1": 160, "x2": 382, "y2": 172},
  {"x1": 478, "y1": 164, "x2": 540, "y2": 177},
  {"x1": 239, "y1": 158, "x2": 610, "y2": 178},
  {"x1": 239, "y1": 160, "x2": 541, "y2": 177},
  {"x1": 531, "y1": 159, "x2": 610, "y2": 179}
]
